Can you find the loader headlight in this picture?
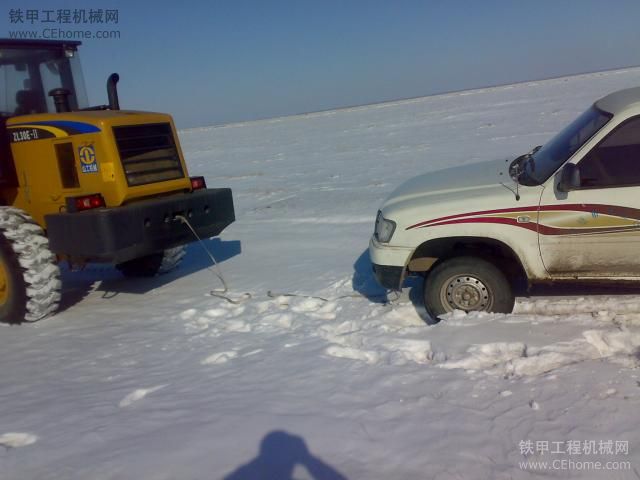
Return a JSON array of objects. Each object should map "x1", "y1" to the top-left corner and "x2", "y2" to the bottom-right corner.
[{"x1": 374, "y1": 211, "x2": 396, "y2": 243}]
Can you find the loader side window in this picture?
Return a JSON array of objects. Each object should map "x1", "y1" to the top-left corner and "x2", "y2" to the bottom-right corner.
[
  {"x1": 0, "y1": 63, "x2": 41, "y2": 115},
  {"x1": 578, "y1": 116, "x2": 640, "y2": 188},
  {"x1": 0, "y1": 47, "x2": 88, "y2": 116},
  {"x1": 40, "y1": 61, "x2": 64, "y2": 113},
  {"x1": 0, "y1": 67, "x2": 6, "y2": 114},
  {"x1": 40, "y1": 57, "x2": 85, "y2": 112}
]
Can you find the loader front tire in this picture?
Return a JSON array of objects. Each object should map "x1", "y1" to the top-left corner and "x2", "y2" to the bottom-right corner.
[{"x1": 0, "y1": 208, "x2": 61, "y2": 324}]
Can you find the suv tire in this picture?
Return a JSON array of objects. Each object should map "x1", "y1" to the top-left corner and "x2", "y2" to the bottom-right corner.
[{"x1": 424, "y1": 256, "x2": 514, "y2": 322}]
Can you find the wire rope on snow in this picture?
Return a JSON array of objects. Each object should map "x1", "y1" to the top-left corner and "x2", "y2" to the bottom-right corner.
[{"x1": 176, "y1": 215, "x2": 398, "y2": 305}]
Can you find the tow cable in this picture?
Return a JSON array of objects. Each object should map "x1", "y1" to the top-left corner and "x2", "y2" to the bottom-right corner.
[
  {"x1": 176, "y1": 215, "x2": 398, "y2": 305},
  {"x1": 175, "y1": 215, "x2": 251, "y2": 304}
]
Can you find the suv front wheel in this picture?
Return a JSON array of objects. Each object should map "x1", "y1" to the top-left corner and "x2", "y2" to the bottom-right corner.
[{"x1": 423, "y1": 256, "x2": 514, "y2": 322}]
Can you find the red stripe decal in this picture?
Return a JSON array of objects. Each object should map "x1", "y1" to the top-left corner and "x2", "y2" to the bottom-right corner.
[
  {"x1": 421, "y1": 217, "x2": 640, "y2": 236},
  {"x1": 406, "y1": 205, "x2": 539, "y2": 230},
  {"x1": 424, "y1": 216, "x2": 539, "y2": 233},
  {"x1": 406, "y1": 204, "x2": 640, "y2": 231}
]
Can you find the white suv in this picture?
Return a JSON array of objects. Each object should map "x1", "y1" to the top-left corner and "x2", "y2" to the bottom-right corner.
[{"x1": 370, "y1": 87, "x2": 640, "y2": 319}]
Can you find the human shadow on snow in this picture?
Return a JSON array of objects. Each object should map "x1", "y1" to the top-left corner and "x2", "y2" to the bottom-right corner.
[
  {"x1": 223, "y1": 430, "x2": 348, "y2": 480},
  {"x1": 57, "y1": 238, "x2": 241, "y2": 311}
]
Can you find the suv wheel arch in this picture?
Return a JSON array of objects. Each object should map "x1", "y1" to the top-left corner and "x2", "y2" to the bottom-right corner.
[{"x1": 408, "y1": 236, "x2": 529, "y2": 294}]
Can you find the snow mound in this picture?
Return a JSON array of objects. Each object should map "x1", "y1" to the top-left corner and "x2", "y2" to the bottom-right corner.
[
  {"x1": 325, "y1": 345, "x2": 379, "y2": 364},
  {"x1": 201, "y1": 351, "x2": 238, "y2": 365},
  {"x1": 119, "y1": 385, "x2": 166, "y2": 407},
  {"x1": 441, "y1": 328, "x2": 640, "y2": 376},
  {"x1": 0, "y1": 432, "x2": 38, "y2": 448},
  {"x1": 517, "y1": 296, "x2": 640, "y2": 316},
  {"x1": 583, "y1": 328, "x2": 640, "y2": 357},
  {"x1": 441, "y1": 342, "x2": 525, "y2": 371}
]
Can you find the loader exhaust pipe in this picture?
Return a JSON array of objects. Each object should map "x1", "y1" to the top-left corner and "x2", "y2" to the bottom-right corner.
[
  {"x1": 107, "y1": 73, "x2": 120, "y2": 110},
  {"x1": 48, "y1": 88, "x2": 71, "y2": 113}
]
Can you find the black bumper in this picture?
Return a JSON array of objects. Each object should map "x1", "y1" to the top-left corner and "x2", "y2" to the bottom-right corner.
[
  {"x1": 45, "y1": 188, "x2": 235, "y2": 264},
  {"x1": 372, "y1": 263, "x2": 405, "y2": 290}
]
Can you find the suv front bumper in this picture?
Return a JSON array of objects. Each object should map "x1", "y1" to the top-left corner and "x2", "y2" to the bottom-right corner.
[
  {"x1": 369, "y1": 236, "x2": 413, "y2": 290},
  {"x1": 45, "y1": 188, "x2": 234, "y2": 264}
]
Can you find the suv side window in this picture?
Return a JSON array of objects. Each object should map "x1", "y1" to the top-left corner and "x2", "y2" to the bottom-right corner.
[{"x1": 578, "y1": 116, "x2": 640, "y2": 188}]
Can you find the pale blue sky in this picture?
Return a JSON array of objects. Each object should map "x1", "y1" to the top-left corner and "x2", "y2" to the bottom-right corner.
[{"x1": 3, "y1": 1, "x2": 640, "y2": 128}]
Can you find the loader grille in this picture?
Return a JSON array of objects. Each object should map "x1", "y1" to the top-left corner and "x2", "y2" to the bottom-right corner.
[{"x1": 113, "y1": 123, "x2": 184, "y2": 186}]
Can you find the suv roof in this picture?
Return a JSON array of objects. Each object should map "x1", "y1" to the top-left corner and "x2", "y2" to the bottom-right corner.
[{"x1": 595, "y1": 86, "x2": 640, "y2": 116}]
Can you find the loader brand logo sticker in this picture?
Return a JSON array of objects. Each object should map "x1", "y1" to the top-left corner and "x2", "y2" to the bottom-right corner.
[{"x1": 79, "y1": 145, "x2": 98, "y2": 173}]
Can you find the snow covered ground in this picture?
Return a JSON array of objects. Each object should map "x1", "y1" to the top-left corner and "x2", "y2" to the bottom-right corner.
[{"x1": 4, "y1": 69, "x2": 640, "y2": 479}]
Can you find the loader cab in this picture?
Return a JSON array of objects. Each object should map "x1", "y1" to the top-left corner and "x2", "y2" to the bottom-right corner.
[{"x1": 0, "y1": 39, "x2": 89, "y2": 185}]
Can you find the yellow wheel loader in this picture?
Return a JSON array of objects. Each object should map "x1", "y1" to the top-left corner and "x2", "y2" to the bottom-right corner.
[{"x1": 0, "y1": 39, "x2": 235, "y2": 323}]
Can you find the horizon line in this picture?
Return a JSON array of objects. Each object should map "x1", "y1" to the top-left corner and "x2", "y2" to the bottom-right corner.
[{"x1": 180, "y1": 63, "x2": 640, "y2": 132}]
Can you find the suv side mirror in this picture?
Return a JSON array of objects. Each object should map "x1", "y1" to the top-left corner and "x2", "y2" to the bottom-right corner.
[{"x1": 557, "y1": 163, "x2": 581, "y2": 192}]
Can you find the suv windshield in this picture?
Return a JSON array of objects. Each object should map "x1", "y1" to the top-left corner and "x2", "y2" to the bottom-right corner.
[
  {"x1": 0, "y1": 45, "x2": 88, "y2": 117},
  {"x1": 519, "y1": 106, "x2": 612, "y2": 185}
]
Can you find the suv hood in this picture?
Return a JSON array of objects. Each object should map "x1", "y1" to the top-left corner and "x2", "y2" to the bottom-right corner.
[{"x1": 382, "y1": 158, "x2": 511, "y2": 211}]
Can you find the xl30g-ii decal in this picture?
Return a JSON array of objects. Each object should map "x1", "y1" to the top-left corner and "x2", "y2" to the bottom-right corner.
[{"x1": 7, "y1": 121, "x2": 101, "y2": 143}]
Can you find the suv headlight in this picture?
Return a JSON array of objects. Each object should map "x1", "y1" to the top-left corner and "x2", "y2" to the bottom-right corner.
[{"x1": 374, "y1": 211, "x2": 396, "y2": 243}]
